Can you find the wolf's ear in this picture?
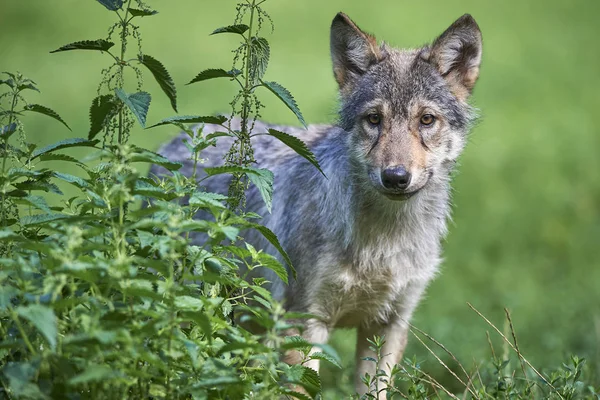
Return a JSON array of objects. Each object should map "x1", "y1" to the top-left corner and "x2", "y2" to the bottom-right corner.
[
  {"x1": 426, "y1": 14, "x2": 482, "y2": 99},
  {"x1": 330, "y1": 13, "x2": 384, "y2": 90}
]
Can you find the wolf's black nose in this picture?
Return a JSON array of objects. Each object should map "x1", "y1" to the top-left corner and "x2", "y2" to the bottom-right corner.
[{"x1": 381, "y1": 166, "x2": 411, "y2": 190}]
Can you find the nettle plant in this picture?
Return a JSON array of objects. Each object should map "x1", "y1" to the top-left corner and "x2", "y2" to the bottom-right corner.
[{"x1": 0, "y1": 1, "x2": 335, "y2": 399}]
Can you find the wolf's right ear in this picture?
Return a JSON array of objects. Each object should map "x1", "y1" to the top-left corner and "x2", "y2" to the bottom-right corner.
[{"x1": 330, "y1": 13, "x2": 384, "y2": 91}]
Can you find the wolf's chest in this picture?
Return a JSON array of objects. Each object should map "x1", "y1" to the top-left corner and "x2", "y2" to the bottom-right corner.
[{"x1": 313, "y1": 265, "x2": 410, "y2": 328}]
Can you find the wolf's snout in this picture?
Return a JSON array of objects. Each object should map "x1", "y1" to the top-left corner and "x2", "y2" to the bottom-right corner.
[{"x1": 381, "y1": 166, "x2": 411, "y2": 190}]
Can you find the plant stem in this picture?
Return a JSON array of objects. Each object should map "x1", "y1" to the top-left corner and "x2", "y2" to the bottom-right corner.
[
  {"x1": 0, "y1": 90, "x2": 19, "y2": 226},
  {"x1": 117, "y1": 0, "x2": 133, "y2": 146}
]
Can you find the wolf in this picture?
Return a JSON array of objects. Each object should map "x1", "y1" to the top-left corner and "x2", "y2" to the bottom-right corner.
[{"x1": 152, "y1": 12, "x2": 482, "y2": 397}]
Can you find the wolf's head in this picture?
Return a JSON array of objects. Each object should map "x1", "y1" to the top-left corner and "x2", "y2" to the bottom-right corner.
[{"x1": 331, "y1": 13, "x2": 482, "y2": 201}]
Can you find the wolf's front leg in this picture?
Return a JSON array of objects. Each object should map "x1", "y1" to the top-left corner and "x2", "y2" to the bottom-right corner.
[
  {"x1": 355, "y1": 320, "x2": 409, "y2": 399},
  {"x1": 283, "y1": 318, "x2": 330, "y2": 372}
]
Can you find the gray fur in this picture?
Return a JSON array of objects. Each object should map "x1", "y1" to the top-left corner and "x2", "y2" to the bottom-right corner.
[{"x1": 151, "y1": 12, "x2": 482, "y2": 397}]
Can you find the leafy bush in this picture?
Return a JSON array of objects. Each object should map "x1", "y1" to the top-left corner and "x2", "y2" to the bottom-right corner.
[{"x1": 0, "y1": 1, "x2": 598, "y2": 399}]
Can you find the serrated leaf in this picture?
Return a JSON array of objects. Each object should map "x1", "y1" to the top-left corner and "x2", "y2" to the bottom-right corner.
[
  {"x1": 68, "y1": 365, "x2": 119, "y2": 385},
  {"x1": 23, "y1": 104, "x2": 70, "y2": 130},
  {"x1": 258, "y1": 253, "x2": 288, "y2": 285},
  {"x1": 128, "y1": 8, "x2": 157, "y2": 17},
  {"x1": 0, "y1": 79, "x2": 15, "y2": 89},
  {"x1": 250, "y1": 224, "x2": 295, "y2": 279},
  {"x1": 88, "y1": 94, "x2": 118, "y2": 139},
  {"x1": 1, "y1": 123, "x2": 17, "y2": 139},
  {"x1": 250, "y1": 37, "x2": 270, "y2": 82},
  {"x1": 13, "y1": 180, "x2": 63, "y2": 195},
  {"x1": 139, "y1": 54, "x2": 177, "y2": 112},
  {"x1": 115, "y1": 89, "x2": 151, "y2": 128},
  {"x1": 16, "y1": 305, "x2": 57, "y2": 350},
  {"x1": 96, "y1": 0, "x2": 123, "y2": 11},
  {"x1": 267, "y1": 129, "x2": 324, "y2": 176},
  {"x1": 187, "y1": 69, "x2": 241, "y2": 85},
  {"x1": 299, "y1": 366, "x2": 321, "y2": 397},
  {"x1": 17, "y1": 83, "x2": 40, "y2": 93},
  {"x1": 31, "y1": 138, "x2": 98, "y2": 159},
  {"x1": 204, "y1": 165, "x2": 273, "y2": 212},
  {"x1": 39, "y1": 153, "x2": 84, "y2": 166},
  {"x1": 278, "y1": 389, "x2": 312, "y2": 400},
  {"x1": 53, "y1": 172, "x2": 90, "y2": 189},
  {"x1": 211, "y1": 24, "x2": 249, "y2": 35},
  {"x1": 21, "y1": 213, "x2": 67, "y2": 226},
  {"x1": 180, "y1": 311, "x2": 212, "y2": 344},
  {"x1": 262, "y1": 81, "x2": 306, "y2": 127},
  {"x1": 189, "y1": 192, "x2": 228, "y2": 209},
  {"x1": 18, "y1": 195, "x2": 52, "y2": 213},
  {"x1": 2, "y1": 362, "x2": 46, "y2": 399},
  {"x1": 246, "y1": 168, "x2": 274, "y2": 213},
  {"x1": 148, "y1": 115, "x2": 227, "y2": 129},
  {"x1": 129, "y1": 147, "x2": 182, "y2": 171},
  {"x1": 50, "y1": 39, "x2": 115, "y2": 53},
  {"x1": 309, "y1": 351, "x2": 342, "y2": 369}
]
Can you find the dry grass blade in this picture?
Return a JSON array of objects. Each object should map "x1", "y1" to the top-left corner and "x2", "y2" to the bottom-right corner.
[
  {"x1": 407, "y1": 322, "x2": 473, "y2": 387},
  {"x1": 504, "y1": 308, "x2": 528, "y2": 379},
  {"x1": 467, "y1": 302, "x2": 564, "y2": 400},
  {"x1": 401, "y1": 363, "x2": 461, "y2": 400},
  {"x1": 409, "y1": 327, "x2": 479, "y2": 399}
]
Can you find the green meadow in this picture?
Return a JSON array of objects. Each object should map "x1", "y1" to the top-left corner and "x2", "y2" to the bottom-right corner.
[{"x1": 2, "y1": 0, "x2": 599, "y2": 396}]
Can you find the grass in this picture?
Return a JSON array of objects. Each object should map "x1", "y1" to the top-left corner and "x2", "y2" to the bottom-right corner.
[{"x1": 2, "y1": 0, "x2": 599, "y2": 396}]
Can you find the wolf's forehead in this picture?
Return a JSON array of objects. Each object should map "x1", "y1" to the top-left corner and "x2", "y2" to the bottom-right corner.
[{"x1": 370, "y1": 49, "x2": 450, "y2": 109}]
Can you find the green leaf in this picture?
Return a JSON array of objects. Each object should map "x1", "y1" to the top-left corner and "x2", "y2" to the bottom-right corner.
[
  {"x1": 174, "y1": 296, "x2": 204, "y2": 311},
  {"x1": 17, "y1": 195, "x2": 52, "y2": 213},
  {"x1": 204, "y1": 165, "x2": 274, "y2": 212},
  {"x1": 257, "y1": 252, "x2": 288, "y2": 285},
  {"x1": 1, "y1": 123, "x2": 17, "y2": 139},
  {"x1": 189, "y1": 192, "x2": 228, "y2": 209},
  {"x1": 148, "y1": 115, "x2": 227, "y2": 129},
  {"x1": 23, "y1": 104, "x2": 70, "y2": 130},
  {"x1": 18, "y1": 83, "x2": 40, "y2": 93},
  {"x1": 267, "y1": 129, "x2": 324, "y2": 176},
  {"x1": 129, "y1": 147, "x2": 182, "y2": 171},
  {"x1": 31, "y1": 138, "x2": 98, "y2": 160},
  {"x1": 139, "y1": 54, "x2": 177, "y2": 112},
  {"x1": 96, "y1": 0, "x2": 123, "y2": 11},
  {"x1": 39, "y1": 153, "x2": 84, "y2": 166},
  {"x1": 128, "y1": 8, "x2": 158, "y2": 17},
  {"x1": 180, "y1": 311, "x2": 212, "y2": 344},
  {"x1": 88, "y1": 94, "x2": 118, "y2": 139},
  {"x1": 68, "y1": 365, "x2": 119, "y2": 385},
  {"x1": 53, "y1": 172, "x2": 90, "y2": 189},
  {"x1": 2, "y1": 362, "x2": 47, "y2": 400},
  {"x1": 187, "y1": 68, "x2": 241, "y2": 85},
  {"x1": 299, "y1": 366, "x2": 321, "y2": 397},
  {"x1": 246, "y1": 168, "x2": 274, "y2": 213},
  {"x1": 50, "y1": 39, "x2": 115, "y2": 53},
  {"x1": 115, "y1": 89, "x2": 151, "y2": 128},
  {"x1": 0, "y1": 78, "x2": 15, "y2": 89},
  {"x1": 16, "y1": 305, "x2": 58, "y2": 350},
  {"x1": 309, "y1": 351, "x2": 342, "y2": 369},
  {"x1": 262, "y1": 81, "x2": 306, "y2": 127},
  {"x1": 21, "y1": 213, "x2": 68, "y2": 226},
  {"x1": 211, "y1": 24, "x2": 249, "y2": 35},
  {"x1": 250, "y1": 37, "x2": 270, "y2": 81},
  {"x1": 251, "y1": 224, "x2": 295, "y2": 279}
]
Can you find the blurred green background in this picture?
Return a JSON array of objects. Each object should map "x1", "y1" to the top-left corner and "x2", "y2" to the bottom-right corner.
[{"x1": 2, "y1": 0, "x2": 599, "y2": 395}]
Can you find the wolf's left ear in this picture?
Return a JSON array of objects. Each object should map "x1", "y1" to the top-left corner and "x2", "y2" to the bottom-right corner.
[{"x1": 425, "y1": 14, "x2": 482, "y2": 99}]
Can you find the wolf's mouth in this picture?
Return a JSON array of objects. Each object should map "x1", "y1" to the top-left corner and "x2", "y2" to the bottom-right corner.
[{"x1": 382, "y1": 190, "x2": 420, "y2": 201}]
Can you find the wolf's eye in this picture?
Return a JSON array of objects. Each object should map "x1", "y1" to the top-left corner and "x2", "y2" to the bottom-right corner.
[
  {"x1": 420, "y1": 114, "x2": 435, "y2": 126},
  {"x1": 367, "y1": 113, "x2": 381, "y2": 126}
]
